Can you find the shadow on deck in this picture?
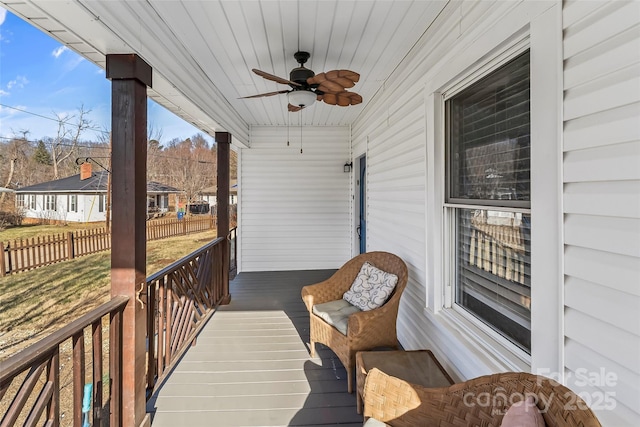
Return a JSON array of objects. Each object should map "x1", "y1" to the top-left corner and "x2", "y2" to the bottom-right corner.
[{"x1": 147, "y1": 270, "x2": 362, "y2": 427}]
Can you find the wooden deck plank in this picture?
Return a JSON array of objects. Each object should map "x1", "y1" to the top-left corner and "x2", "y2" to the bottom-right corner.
[{"x1": 150, "y1": 269, "x2": 363, "y2": 426}]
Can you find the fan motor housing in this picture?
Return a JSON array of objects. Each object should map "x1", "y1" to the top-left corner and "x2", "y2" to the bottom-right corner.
[{"x1": 290, "y1": 67, "x2": 315, "y2": 86}]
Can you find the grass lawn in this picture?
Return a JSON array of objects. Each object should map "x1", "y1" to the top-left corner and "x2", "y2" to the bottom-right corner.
[{"x1": 0, "y1": 229, "x2": 217, "y2": 360}]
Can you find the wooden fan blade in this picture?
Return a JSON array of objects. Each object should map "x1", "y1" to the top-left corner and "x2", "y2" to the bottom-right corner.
[
  {"x1": 317, "y1": 79, "x2": 345, "y2": 93},
  {"x1": 253, "y1": 69, "x2": 301, "y2": 87},
  {"x1": 288, "y1": 103, "x2": 305, "y2": 112},
  {"x1": 240, "y1": 90, "x2": 290, "y2": 99},
  {"x1": 308, "y1": 70, "x2": 360, "y2": 90},
  {"x1": 317, "y1": 83, "x2": 348, "y2": 94},
  {"x1": 322, "y1": 91, "x2": 363, "y2": 107}
]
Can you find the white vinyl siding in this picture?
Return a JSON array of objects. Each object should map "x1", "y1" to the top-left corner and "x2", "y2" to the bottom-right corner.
[
  {"x1": 239, "y1": 126, "x2": 351, "y2": 272},
  {"x1": 351, "y1": 79, "x2": 428, "y2": 349},
  {"x1": 562, "y1": 1, "x2": 640, "y2": 425},
  {"x1": 353, "y1": 0, "x2": 564, "y2": 377}
]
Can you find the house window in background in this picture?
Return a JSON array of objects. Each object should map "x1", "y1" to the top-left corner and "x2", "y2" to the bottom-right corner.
[
  {"x1": 45, "y1": 195, "x2": 57, "y2": 211},
  {"x1": 98, "y1": 194, "x2": 105, "y2": 213},
  {"x1": 16, "y1": 194, "x2": 25, "y2": 208},
  {"x1": 68, "y1": 194, "x2": 78, "y2": 212},
  {"x1": 29, "y1": 195, "x2": 36, "y2": 210},
  {"x1": 445, "y1": 51, "x2": 531, "y2": 353}
]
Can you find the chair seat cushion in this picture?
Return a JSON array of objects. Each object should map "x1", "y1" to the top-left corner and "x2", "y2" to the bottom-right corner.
[
  {"x1": 343, "y1": 261, "x2": 399, "y2": 311},
  {"x1": 363, "y1": 418, "x2": 390, "y2": 427},
  {"x1": 312, "y1": 299, "x2": 361, "y2": 335}
]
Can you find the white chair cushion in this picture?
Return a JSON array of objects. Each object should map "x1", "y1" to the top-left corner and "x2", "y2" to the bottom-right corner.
[
  {"x1": 343, "y1": 261, "x2": 398, "y2": 311},
  {"x1": 312, "y1": 299, "x2": 361, "y2": 335},
  {"x1": 363, "y1": 418, "x2": 391, "y2": 427}
]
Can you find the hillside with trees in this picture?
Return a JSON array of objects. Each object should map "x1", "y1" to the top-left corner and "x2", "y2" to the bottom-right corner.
[{"x1": 0, "y1": 106, "x2": 237, "y2": 229}]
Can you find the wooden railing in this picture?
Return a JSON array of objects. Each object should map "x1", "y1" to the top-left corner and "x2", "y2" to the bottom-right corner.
[
  {"x1": 0, "y1": 296, "x2": 129, "y2": 427},
  {"x1": 1, "y1": 217, "x2": 216, "y2": 276},
  {"x1": 0, "y1": 229, "x2": 236, "y2": 425},
  {"x1": 145, "y1": 234, "x2": 230, "y2": 392}
]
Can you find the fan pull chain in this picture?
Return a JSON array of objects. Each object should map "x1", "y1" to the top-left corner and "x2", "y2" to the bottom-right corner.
[
  {"x1": 287, "y1": 111, "x2": 290, "y2": 146},
  {"x1": 300, "y1": 108, "x2": 303, "y2": 154}
]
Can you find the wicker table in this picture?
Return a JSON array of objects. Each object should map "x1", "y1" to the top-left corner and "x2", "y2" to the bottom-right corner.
[{"x1": 355, "y1": 349, "x2": 454, "y2": 414}]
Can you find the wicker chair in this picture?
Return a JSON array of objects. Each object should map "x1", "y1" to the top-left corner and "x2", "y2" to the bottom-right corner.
[
  {"x1": 363, "y1": 368, "x2": 602, "y2": 427},
  {"x1": 301, "y1": 251, "x2": 408, "y2": 393}
]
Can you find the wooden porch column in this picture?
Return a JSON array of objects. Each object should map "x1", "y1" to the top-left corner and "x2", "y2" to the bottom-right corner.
[
  {"x1": 216, "y1": 131, "x2": 231, "y2": 305},
  {"x1": 106, "y1": 54, "x2": 152, "y2": 427}
]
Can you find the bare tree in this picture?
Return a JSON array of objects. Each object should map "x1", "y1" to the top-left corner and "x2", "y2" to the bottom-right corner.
[
  {"x1": 49, "y1": 105, "x2": 93, "y2": 179},
  {"x1": 0, "y1": 130, "x2": 30, "y2": 205},
  {"x1": 161, "y1": 135, "x2": 216, "y2": 209}
]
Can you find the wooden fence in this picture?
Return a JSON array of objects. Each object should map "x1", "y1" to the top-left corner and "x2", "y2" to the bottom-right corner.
[{"x1": 1, "y1": 216, "x2": 216, "y2": 277}]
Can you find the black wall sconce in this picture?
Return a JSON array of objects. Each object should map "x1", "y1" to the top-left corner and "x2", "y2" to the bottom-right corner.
[{"x1": 343, "y1": 161, "x2": 353, "y2": 173}]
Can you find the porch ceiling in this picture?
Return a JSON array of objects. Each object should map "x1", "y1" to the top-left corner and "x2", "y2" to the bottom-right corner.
[{"x1": 2, "y1": 0, "x2": 446, "y2": 147}]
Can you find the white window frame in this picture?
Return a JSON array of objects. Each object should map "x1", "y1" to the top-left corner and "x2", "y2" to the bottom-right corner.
[
  {"x1": 45, "y1": 195, "x2": 57, "y2": 211},
  {"x1": 29, "y1": 195, "x2": 36, "y2": 210},
  {"x1": 16, "y1": 194, "x2": 25, "y2": 208},
  {"x1": 425, "y1": 4, "x2": 563, "y2": 375},
  {"x1": 68, "y1": 194, "x2": 78, "y2": 213},
  {"x1": 98, "y1": 194, "x2": 105, "y2": 213},
  {"x1": 443, "y1": 43, "x2": 532, "y2": 359}
]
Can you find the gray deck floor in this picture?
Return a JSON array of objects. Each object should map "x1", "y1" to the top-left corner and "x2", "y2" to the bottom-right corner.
[{"x1": 148, "y1": 270, "x2": 363, "y2": 427}]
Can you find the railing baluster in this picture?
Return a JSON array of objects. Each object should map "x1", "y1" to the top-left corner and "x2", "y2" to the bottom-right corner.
[
  {"x1": 157, "y1": 278, "x2": 165, "y2": 379},
  {"x1": 165, "y1": 285, "x2": 173, "y2": 368},
  {"x1": 72, "y1": 331, "x2": 85, "y2": 427},
  {"x1": 110, "y1": 305, "x2": 123, "y2": 427},
  {"x1": 92, "y1": 320, "x2": 103, "y2": 427},
  {"x1": 49, "y1": 349, "x2": 60, "y2": 427},
  {"x1": 147, "y1": 281, "x2": 156, "y2": 390}
]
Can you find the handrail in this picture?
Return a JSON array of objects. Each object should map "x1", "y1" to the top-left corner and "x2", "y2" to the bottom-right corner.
[
  {"x1": 146, "y1": 236, "x2": 225, "y2": 284},
  {"x1": 0, "y1": 296, "x2": 129, "y2": 382}
]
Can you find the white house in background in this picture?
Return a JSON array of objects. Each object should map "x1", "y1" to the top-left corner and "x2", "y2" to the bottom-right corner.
[
  {"x1": 15, "y1": 171, "x2": 181, "y2": 223},
  {"x1": 199, "y1": 179, "x2": 238, "y2": 210}
]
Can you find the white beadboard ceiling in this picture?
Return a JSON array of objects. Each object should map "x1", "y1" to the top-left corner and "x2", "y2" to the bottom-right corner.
[{"x1": 2, "y1": 0, "x2": 446, "y2": 147}]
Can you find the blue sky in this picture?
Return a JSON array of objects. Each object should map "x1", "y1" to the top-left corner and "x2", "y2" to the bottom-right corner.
[{"x1": 0, "y1": 8, "x2": 208, "y2": 145}]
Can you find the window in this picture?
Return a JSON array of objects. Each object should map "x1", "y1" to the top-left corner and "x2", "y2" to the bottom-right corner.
[
  {"x1": 98, "y1": 195, "x2": 105, "y2": 213},
  {"x1": 445, "y1": 51, "x2": 531, "y2": 353},
  {"x1": 45, "y1": 195, "x2": 57, "y2": 211},
  {"x1": 68, "y1": 195, "x2": 78, "y2": 212},
  {"x1": 16, "y1": 194, "x2": 25, "y2": 208},
  {"x1": 29, "y1": 195, "x2": 36, "y2": 210}
]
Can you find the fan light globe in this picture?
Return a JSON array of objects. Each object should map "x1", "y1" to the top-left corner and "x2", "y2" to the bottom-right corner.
[{"x1": 288, "y1": 90, "x2": 316, "y2": 107}]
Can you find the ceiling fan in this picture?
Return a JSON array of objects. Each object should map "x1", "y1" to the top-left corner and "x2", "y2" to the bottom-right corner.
[{"x1": 241, "y1": 51, "x2": 362, "y2": 112}]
